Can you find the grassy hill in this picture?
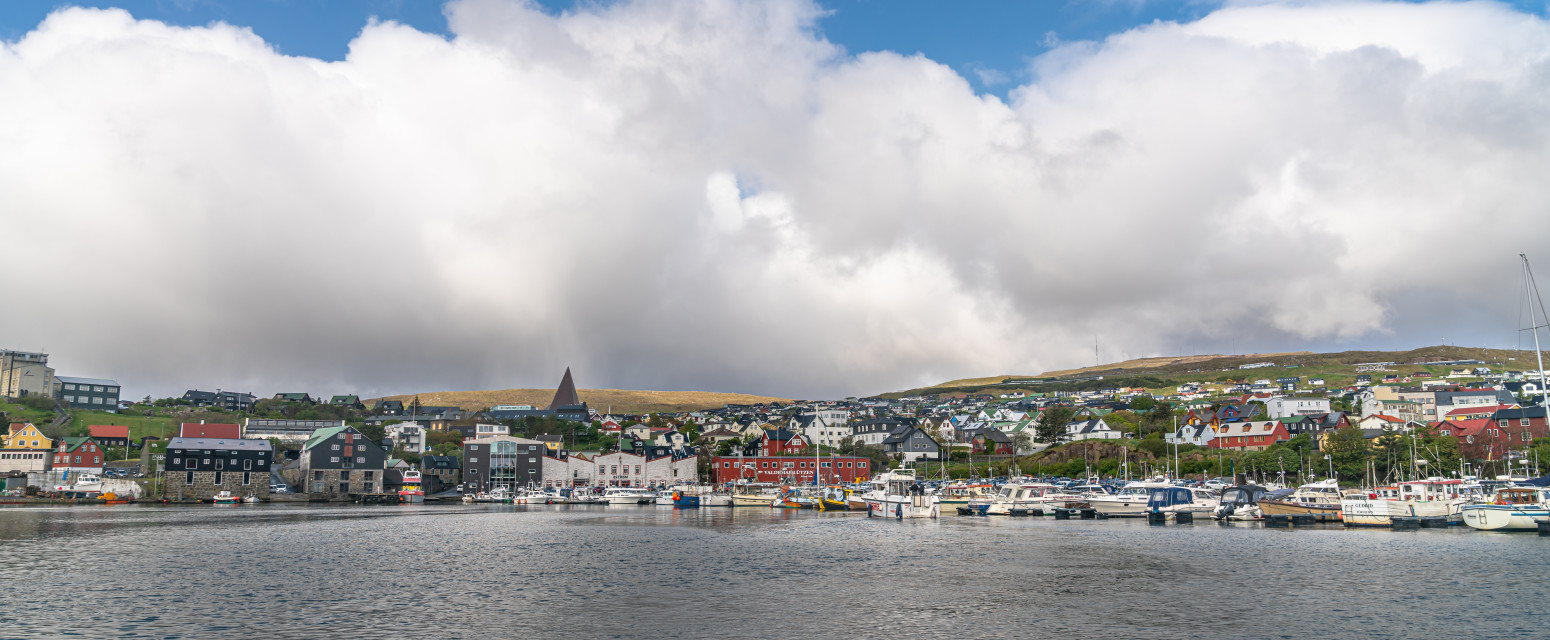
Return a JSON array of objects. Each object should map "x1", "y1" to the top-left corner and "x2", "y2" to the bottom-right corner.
[
  {"x1": 886, "y1": 345, "x2": 1529, "y2": 398},
  {"x1": 370, "y1": 388, "x2": 794, "y2": 415}
]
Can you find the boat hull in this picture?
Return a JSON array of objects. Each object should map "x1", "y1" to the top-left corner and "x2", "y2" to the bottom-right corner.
[
  {"x1": 1258, "y1": 500, "x2": 1340, "y2": 521},
  {"x1": 1461, "y1": 504, "x2": 1550, "y2": 531},
  {"x1": 1340, "y1": 498, "x2": 1462, "y2": 527},
  {"x1": 1088, "y1": 498, "x2": 1150, "y2": 518},
  {"x1": 864, "y1": 496, "x2": 939, "y2": 519},
  {"x1": 732, "y1": 494, "x2": 776, "y2": 507}
]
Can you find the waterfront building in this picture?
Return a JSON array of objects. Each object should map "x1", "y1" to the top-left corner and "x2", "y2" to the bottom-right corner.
[
  {"x1": 180, "y1": 422, "x2": 241, "y2": 439},
  {"x1": 52, "y1": 437, "x2": 105, "y2": 474},
  {"x1": 164, "y1": 437, "x2": 272, "y2": 501},
  {"x1": 590, "y1": 448, "x2": 697, "y2": 487},
  {"x1": 0, "y1": 423, "x2": 53, "y2": 473},
  {"x1": 298, "y1": 426, "x2": 388, "y2": 497},
  {"x1": 463, "y1": 436, "x2": 547, "y2": 493},
  {"x1": 710, "y1": 455, "x2": 872, "y2": 485},
  {"x1": 55, "y1": 376, "x2": 121, "y2": 410},
  {"x1": 421, "y1": 454, "x2": 460, "y2": 491}
]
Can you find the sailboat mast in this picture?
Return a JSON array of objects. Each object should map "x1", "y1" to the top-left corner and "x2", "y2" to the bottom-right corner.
[{"x1": 1524, "y1": 255, "x2": 1548, "y2": 428}]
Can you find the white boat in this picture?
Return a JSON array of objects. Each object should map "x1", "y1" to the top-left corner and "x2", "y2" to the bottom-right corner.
[
  {"x1": 1212, "y1": 484, "x2": 1269, "y2": 521},
  {"x1": 1144, "y1": 486, "x2": 1219, "y2": 519},
  {"x1": 212, "y1": 490, "x2": 240, "y2": 504},
  {"x1": 985, "y1": 482, "x2": 1062, "y2": 515},
  {"x1": 699, "y1": 493, "x2": 734, "y2": 507},
  {"x1": 1340, "y1": 478, "x2": 1468, "y2": 527},
  {"x1": 862, "y1": 469, "x2": 939, "y2": 519},
  {"x1": 731, "y1": 483, "x2": 780, "y2": 507},
  {"x1": 601, "y1": 487, "x2": 655, "y2": 505},
  {"x1": 1258, "y1": 479, "x2": 1343, "y2": 521},
  {"x1": 54, "y1": 473, "x2": 104, "y2": 493},
  {"x1": 1461, "y1": 486, "x2": 1550, "y2": 531},
  {"x1": 1088, "y1": 481, "x2": 1173, "y2": 517}
]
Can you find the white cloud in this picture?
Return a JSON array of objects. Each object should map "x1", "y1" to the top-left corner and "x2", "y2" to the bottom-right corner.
[{"x1": 2, "y1": 0, "x2": 1548, "y2": 399}]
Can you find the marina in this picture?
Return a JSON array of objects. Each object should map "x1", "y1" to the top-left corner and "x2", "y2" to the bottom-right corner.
[{"x1": 1, "y1": 502, "x2": 1546, "y2": 639}]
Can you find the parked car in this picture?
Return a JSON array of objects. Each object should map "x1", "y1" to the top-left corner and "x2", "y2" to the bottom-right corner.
[{"x1": 270, "y1": 485, "x2": 290, "y2": 494}]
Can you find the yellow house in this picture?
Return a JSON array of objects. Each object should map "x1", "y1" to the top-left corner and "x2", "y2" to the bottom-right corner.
[{"x1": 2, "y1": 423, "x2": 54, "y2": 473}]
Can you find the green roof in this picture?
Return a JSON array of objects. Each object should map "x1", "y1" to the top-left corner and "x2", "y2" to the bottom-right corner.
[
  {"x1": 59, "y1": 436, "x2": 92, "y2": 452},
  {"x1": 303, "y1": 425, "x2": 350, "y2": 450}
]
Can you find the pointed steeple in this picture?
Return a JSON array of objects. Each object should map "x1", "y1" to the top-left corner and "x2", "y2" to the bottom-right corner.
[{"x1": 548, "y1": 367, "x2": 581, "y2": 410}]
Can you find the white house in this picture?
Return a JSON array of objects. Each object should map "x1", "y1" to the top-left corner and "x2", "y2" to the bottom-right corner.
[
  {"x1": 1165, "y1": 423, "x2": 1216, "y2": 447},
  {"x1": 1264, "y1": 397, "x2": 1331, "y2": 419},
  {"x1": 385, "y1": 422, "x2": 427, "y2": 454},
  {"x1": 1066, "y1": 418, "x2": 1125, "y2": 442}
]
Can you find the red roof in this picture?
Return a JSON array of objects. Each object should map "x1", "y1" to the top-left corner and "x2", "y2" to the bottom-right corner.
[
  {"x1": 88, "y1": 425, "x2": 129, "y2": 439},
  {"x1": 1440, "y1": 418, "x2": 1490, "y2": 437},
  {"x1": 179, "y1": 423, "x2": 240, "y2": 439}
]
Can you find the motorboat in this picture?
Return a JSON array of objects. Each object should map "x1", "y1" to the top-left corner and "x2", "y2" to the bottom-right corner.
[
  {"x1": 671, "y1": 490, "x2": 701, "y2": 508},
  {"x1": 242, "y1": 494, "x2": 260, "y2": 504},
  {"x1": 1212, "y1": 484, "x2": 1269, "y2": 521},
  {"x1": 938, "y1": 482, "x2": 997, "y2": 505},
  {"x1": 1340, "y1": 478, "x2": 1467, "y2": 527},
  {"x1": 212, "y1": 490, "x2": 240, "y2": 504},
  {"x1": 985, "y1": 482, "x2": 1062, "y2": 515},
  {"x1": 1145, "y1": 486, "x2": 1219, "y2": 519},
  {"x1": 1462, "y1": 486, "x2": 1550, "y2": 531},
  {"x1": 54, "y1": 473, "x2": 104, "y2": 494},
  {"x1": 862, "y1": 469, "x2": 939, "y2": 519},
  {"x1": 398, "y1": 470, "x2": 425, "y2": 504},
  {"x1": 731, "y1": 483, "x2": 780, "y2": 507},
  {"x1": 1089, "y1": 481, "x2": 1173, "y2": 517},
  {"x1": 699, "y1": 493, "x2": 734, "y2": 507},
  {"x1": 601, "y1": 487, "x2": 655, "y2": 505},
  {"x1": 1258, "y1": 479, "x2": 1343, "y2": 521}
]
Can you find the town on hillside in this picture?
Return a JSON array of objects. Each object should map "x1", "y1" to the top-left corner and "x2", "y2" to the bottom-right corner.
[{"x1": 4, "y1": 346, "x2": 1549, "y2": 510}]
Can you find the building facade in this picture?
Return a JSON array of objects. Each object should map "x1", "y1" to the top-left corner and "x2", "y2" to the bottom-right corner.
[
  {"x1": 299, "y1": 426, "x2": 389, "y2": 497},
  {"x1": 243, "y1": 419, "x2": 344, "y2": 443},
  {"x1": 463, "y1": 436, "x2": 547, "y2": 493},
  {"x1": 164, "y1": 437, "x2": 273, "y2": 500},
  {"x1": 0, "y1": 350, "x2": 54, "y2": 399},
  {"x1": 710, "y1": 455, "x2": 872, "y2": 485},
  {"x1": 1, "y1": 423, "x2": 53, "y2": 473}
]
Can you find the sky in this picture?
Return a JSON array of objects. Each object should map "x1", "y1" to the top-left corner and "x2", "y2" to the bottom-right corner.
[{"x1": 4, "y1": 0, "x2": 1550, "y2": 401}]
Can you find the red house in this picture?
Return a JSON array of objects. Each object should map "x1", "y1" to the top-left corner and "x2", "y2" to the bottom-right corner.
[
  {"x1": 743, "y1": 429, "x2": 808, "y2": 456},
  {"x1": 1209, "y1": 420, "x2": 1290, "y2": 451},
  {"x1": 180, "y1": 422, "x2": 240, "y2": 439},
  {"x1": 53, "y1": 437, "x2": 105, "y2": 473},
  {"x1": 711, "y1": 455, "x2": 871, "y2": 484},
  {"x1": 87, "y1": 425, "x2": 130, "y2": 448}
]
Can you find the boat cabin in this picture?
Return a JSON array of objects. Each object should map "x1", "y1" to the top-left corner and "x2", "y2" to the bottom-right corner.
[
  {"x1": 1219, "y1": 484, "x2": 1268, "y2": 508},
  {"x1": 1147, "y1": 487, "x2": 1196, "y2": 509},
  {"x1": 1492, "y1": 487, "x2": 1550, "y2": 505},
  {"x1": 1396, "y1": 479, "x2": 1464, "y2": 502}
]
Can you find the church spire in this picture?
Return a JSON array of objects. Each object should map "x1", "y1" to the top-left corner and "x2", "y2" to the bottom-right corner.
[{"x1": 548, "y1": 367, "x2": 581, "y2": 410}]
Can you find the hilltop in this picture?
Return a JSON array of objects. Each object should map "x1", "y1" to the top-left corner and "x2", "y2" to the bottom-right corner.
[
  {"x1": 369, "y1": 388, "x2": 794, "y2": 415},
  {"x1": 885, "y1": 345, "x2": 1529, "y2": 398}
]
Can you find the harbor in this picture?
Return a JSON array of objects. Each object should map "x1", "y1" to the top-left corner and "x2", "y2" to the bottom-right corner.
[{"x1": 0, "y1": 501, "x2": 1543, "y2": 639}]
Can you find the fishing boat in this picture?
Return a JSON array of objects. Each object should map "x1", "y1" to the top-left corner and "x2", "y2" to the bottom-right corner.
[
  {"x1": 1340, "y1": 478, "x2": 1467, "y2": 527},
  {"x1": 671, "y1": 490, "x2": 701, "y2": 508},
  {"x1": 1461, "y1": 486, "x2": 1550, "y2": 531},
  {"x1": 242, "y1": 494, "x2": 260, "y2": 504},
  {"x1": 1212, "y1": 484, "x2": 1268, "y2": 521},
  {"x1": 212, "y1": 490, "x2": 240, "y2": 504},
  {"x1": 816, "y1": 485, "x2": 851, "y2": 511},
  {"x1": 731, "y1": 483, "x2": 780, "y2": 507},
  {"x1": 862, "y1": 469, "x2": 939, "y2": 519},
  {"x1": 1258, "y1": 479, "x2": 1343, "y2": 521},
  {"x1": 398, "y1": 469, "x2": 425, "y2": 504},
  {"x1": 1088, "y1": 480, "x2": 1173, "y2": 517}
]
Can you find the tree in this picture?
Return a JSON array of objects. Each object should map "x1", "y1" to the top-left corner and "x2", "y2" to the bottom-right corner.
[
  {"x1": 1130, "y1": 396, "x2": 1157, "y2": 412},
  {"x1": 715, "y1": 440, "x2": 735, "y2": 456},
  {"x1": 1011, "y1": 431, "x2": 1032, "y2": 455},
  {"x1": 1036, "y1": 406, "x2": 1074, "y2": 445},
  {"x1": 1324, "y1": 426, "x2": 1370, "y2": 483},
  {"x1": 357, "y1": 422, "x2": 386, "y2": 443}
]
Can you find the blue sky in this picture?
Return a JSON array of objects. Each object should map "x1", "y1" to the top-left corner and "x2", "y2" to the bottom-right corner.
[{"x1": 7, "y1": 0, "x2": 1542, "y2": 96}]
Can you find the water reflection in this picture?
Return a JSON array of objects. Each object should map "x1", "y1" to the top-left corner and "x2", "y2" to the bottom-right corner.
[{"x1": 1, "y1": 504, "x2": 1544, "y2": 639}]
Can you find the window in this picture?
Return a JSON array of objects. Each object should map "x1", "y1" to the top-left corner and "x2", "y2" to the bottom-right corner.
[
  {"x1": 470, "y1": 469, "x2": 478, "y2": 475},
  {"x1": 64, "y1": 396, "x2": 74, "y2": 403},
  {"x1": 529, "y1": 458, "x2": 536, "y2": 463},
  {"x1": 363, "y1": 482, "x2": 375, "y2": 492},
  {"x1": 74, "y1": 455, "x2": 80, "y2": 464},
  {"x1": 94, "y1": 386, "x2": 104, "y2": 392},
  {"x1": 1525, "y1": 432, "x2": 1533, "y2": 443},
  {"x1": 356, "y1": 457, "x2": 364, "y2": 464},
  {"x1": 339, "y1": 483, "x2": 350, "y2": 493},
  {"x1": 65, "y1": 384, "x2": 76, "y2": 391},
  {"x1": 469, "y1": 445, "x2": 479, "y2": 451},
  {"x1": 340, "y1": 470, "x2": 351, "y2": 480},
  {"x1": 243, "y1": 458, "x2": 252, "y2": 470},
  {"x1": 213, "y1": 471, "x2": 222, "y2": 484},
  {"x1": 332, "y1": 444, "x2": 340, "y2": 450},
  {"x1": 1500, "y1": 420, "x2": 1509, "y2": 428},
  {"x1": 214, "y1": 459, "x2": 223, "y2": 470},
  {"x1": 1523, "y1": 418, "x2": 1532, "y2": 427},
  {"x1": 187, "y1": 471, "x2": 195, "y2": 484},
  {"x1": 469, "y1": 457, "x2": 478, "y2": 463},
  {"x1": 242, "y1": 472, "x2": 251, "y2": 485},
  {"x1": 314, "y1": 471, "x2": 324, "y2": 481},
  {"x1": 330, "y1": 457, "x2": 339, "y2": 463},
  {"x1": 172, "y1": 457, "x2": 181, "y2": 465}
]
